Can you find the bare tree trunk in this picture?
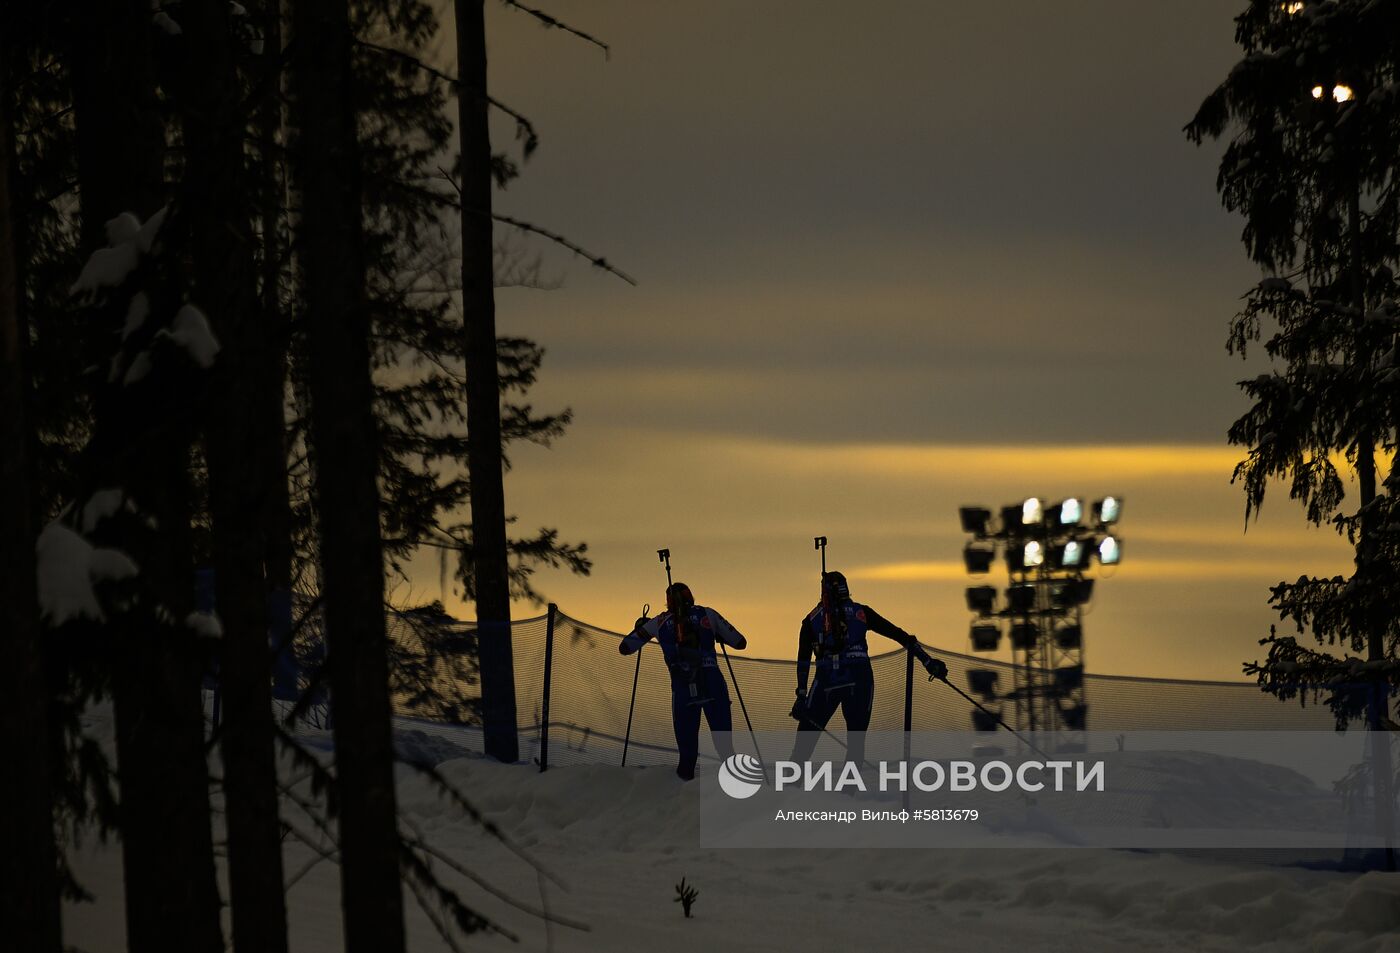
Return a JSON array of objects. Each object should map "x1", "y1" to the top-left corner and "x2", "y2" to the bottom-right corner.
[
  {"x1": 68, "y1": 3, "x2": 225, "y2": 950},
  {"x1": 257, "y1": 0, "x2": 294, "y2": 602},
  {"x1": 289, "y1": 0, "x2": 407, "y2": 948},
  {"x1": 1350, "y1": 183, "x2": 1395, "y2": 870},
  {"x1": 455, "y1": 0, "x2": 518, "y2": 764},
  {"x1": 0, "y1": 47, "x2": 63, "y2": 953},
  {"x1": 177, "y1": 1, "x2": 292, "y2": 949}
]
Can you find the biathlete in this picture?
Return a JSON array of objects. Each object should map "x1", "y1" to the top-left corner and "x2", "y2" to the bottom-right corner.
[
  {"x1": 790, "y1": 570, "x2": 947, "y2": 768},
  {"x1": 621, "y1": 582, "x2": 748, "y2": 780}
]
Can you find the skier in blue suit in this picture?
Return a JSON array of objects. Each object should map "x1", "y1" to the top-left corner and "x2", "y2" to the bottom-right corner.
[
  {"x1": 621, "y1": 582, "x2": 748, "y2": 781},
  {"x1": 791, "y1": 570, "x2": 947, "y2": 768}
]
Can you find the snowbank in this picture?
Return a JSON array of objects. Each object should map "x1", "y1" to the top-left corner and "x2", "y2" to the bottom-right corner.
[{"x1": 60, "y1": 713, "x2": 1400, "y2": 953}]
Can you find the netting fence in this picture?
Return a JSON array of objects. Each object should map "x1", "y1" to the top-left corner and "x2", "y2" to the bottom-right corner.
[{"x1": 379, "y1": 606, "x2": 1340, "y2": 770}]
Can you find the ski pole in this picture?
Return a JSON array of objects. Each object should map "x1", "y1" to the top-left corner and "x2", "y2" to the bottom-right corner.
[
  {"x1": 620, "y1": 602, "x2": 647, "y2": 768},
  {"x1": 794, "y1": 703, "x2": 872, "y2": 771},
  {"x1": 718, "y1": 640, "x2": 763, "y2": 768},
  {"x1": 658, "y1": 548, "x2": 763, "y2": 767},
  {"x1": 929, "y1": 672, "x2": 1054, "y2": 761}
]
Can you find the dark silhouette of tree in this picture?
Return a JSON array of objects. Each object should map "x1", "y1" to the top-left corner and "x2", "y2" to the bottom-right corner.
[
  {"x1": 0, "y1": 30, "x2": 63, "y2": 952},
  {"x1": 1188, "y1": 0, "x2": 1400, "y2": 862},
  {"x1": 176, "y1": 0, "x2": 291, "y2": 949},
  {"x1": 59, "y1": 0, "x2": 228, "y2": 944},
  {"x1": 455, "y1": 0, "x2": 519, "y2": 762},
  {"x1": 289, "y1": 0, "x2": 408, "y2": 948}
]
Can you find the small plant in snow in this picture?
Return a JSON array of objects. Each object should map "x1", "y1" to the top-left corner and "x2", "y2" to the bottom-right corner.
[{"x1": 674, "y1": 877, "x2": 699, "y2": 918}]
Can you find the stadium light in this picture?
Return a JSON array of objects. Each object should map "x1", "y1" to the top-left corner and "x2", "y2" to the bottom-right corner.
[
  {"x1": 963, "y1": 544, "x2": 995, "y2": 574},
  {"x1": 970, "y1": 623, "x2": 1001, "y2": 651},
  {"x1": 1055, "y1": 623, "x2": 1083, "y2": 650},
  {"x1": 967, "y1": 669, "x2": 1000, "y2": 698},
  {"x1": 971, "y1": 709, "x2": 1001, "y2": 732},
  {"x1": 999, "y1": 504, "x2": 1022, "y2": 533},
  {"x1": 1053, "y1": 665, "x2": 1084, "y2": 693},
  {"x1": 1052, "y1": 498, "x2": 1082, "y2": 526},
  {"x1": 1061, "y1": 704, "x2": 1088, "y2": 731},
  {"x1": 1054, "y1": 538, "x2": 1091, "y2": 570},
  {"x1": 957, "y1": 493, "x2": 1120, "y2": 739},
  {"x1": 1098, "y1": 535, "x2": 1122, "y2": 566},
  {"x1": 1093, "y1": 496, "x2": 1122, "y2": 525},
  {"x1": 960, "y1": 506, "x2": 992, "y2": 537},
  {"x1": 1051, "y1": 577, "x2": 1094, "y2": 609},
  {"x1": 1007, "y1": 584, "x2": 1037, "y2": 613},
  {"x1": 1007, "y1": 539, "x2": 1044, "y2": 571},
  {"x1": 966, "y1": 586, "x2": 997, "y2": 615}
]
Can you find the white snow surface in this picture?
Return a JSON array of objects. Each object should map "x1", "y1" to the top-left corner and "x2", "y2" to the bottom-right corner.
[
  {"x1": 61, "y1": 714, "x2": 1400, "y2": 953},
  {"x1": 35, "y1": 523, "x2": 138, "y2": 624}
]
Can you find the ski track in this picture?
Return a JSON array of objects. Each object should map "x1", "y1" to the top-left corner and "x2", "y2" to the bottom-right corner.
[{"x1": 64, "y1": 755, "x2": 1400, "y2": 953}]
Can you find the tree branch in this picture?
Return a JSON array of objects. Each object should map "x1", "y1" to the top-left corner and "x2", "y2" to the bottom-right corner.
[
  {"x1": 436, "y1": 166, "x2": 636, "y2": 284},
  {"x1": 500, "y1": 0, "x2": 610, "y2": 58}
]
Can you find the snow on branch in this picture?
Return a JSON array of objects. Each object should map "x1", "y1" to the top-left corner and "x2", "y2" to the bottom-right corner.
[
  {"x1": 70, "y1": 208, "x2": 168, "y2": 300},
  {"x1": 36, "y1": 521, "x2": 139, "y2": 625}
]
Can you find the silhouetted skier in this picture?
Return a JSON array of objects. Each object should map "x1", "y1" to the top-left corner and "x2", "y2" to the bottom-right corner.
[
  {"x1": 791, "y1": 571, "x2": 946, "y2": 768},
  {"x1": 621, "y1": 582, "x2": 748, "y2": 780}
]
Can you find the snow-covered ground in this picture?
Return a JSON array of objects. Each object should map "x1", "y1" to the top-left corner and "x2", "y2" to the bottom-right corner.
[{"x1": 63, "y1": 722, "x2": 1400, "y2": 953}]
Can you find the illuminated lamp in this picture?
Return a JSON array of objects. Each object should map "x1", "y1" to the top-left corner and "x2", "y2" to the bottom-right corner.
[
  {"x1": 1092, "y1": 496, "x2": 1122, "y2": 525},
  {"x1": 1049, "y1": 498, "x2": 1082, "y2": 526},
  {"x1": 1097, "y1": 535, "x2": 1122, "y2": 566},
  {"x1": 1054, "y1": 538, "x2": 1091, "y2": 570}
]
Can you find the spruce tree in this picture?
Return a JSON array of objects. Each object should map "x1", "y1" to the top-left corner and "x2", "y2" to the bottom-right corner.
[{"x1": 1188, "y1": 0, "x2": 1400, "y2": 859}]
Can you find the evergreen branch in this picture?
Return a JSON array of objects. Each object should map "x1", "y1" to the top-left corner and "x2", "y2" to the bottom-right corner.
[
  {"x1": 400, "y1": 820, "x2": 590, "y2": 930},
  {"x1": 403, "y1": 870, "x2": 468, "y2": 953},
  {"x1": 500, "y1": 0, "x2": 610, "y2": 58},
  {"x1": 354, "y1": 39, "x2": 539, "y2": 154},
  {"x1": 281, "y1": 822, "x2": 340, "y2": 891},
  {"x1": 401, "y1": 846, "x2": 517, "y2": 942},
  {"x1": 436, "y1": 166, "x2": 636, "y2": 284},
  {"x1": 493, "y1": 212, "x2": 637, "y2": 285},
  {"x1": 395, "y1": 757, "x2": 570, "y2": 889}
]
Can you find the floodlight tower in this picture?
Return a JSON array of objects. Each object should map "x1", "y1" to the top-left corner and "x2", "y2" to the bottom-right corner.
[{"x1": 958, "y1": 497, "x2": 1123, "y2": 750}]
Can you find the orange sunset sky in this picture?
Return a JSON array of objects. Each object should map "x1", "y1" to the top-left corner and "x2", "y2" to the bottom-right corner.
[{"x1": 401, "y1": 0, "x2": 1361, "y2": 680}]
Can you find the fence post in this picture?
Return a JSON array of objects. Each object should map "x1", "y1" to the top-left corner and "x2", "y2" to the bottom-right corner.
[
  {"x1": 540, "y1": 604, "x2": 556, "y2": 773},
  {"x1": 903, "y1": 648, "x2": 914, "y2": 812}
]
